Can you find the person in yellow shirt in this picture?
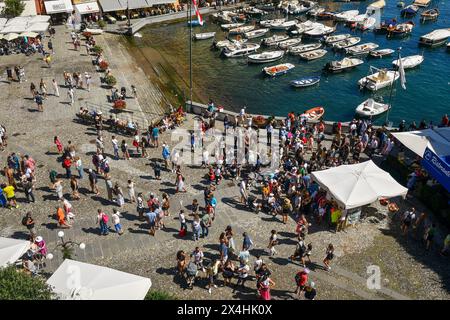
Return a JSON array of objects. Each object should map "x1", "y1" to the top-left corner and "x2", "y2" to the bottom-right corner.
[{"x1": 1, "y1": 183, "x2": 18, "y2": 209}]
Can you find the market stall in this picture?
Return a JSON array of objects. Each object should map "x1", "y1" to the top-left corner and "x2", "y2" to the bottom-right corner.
[
  {"x1": 46, "y1": 259, "x2": 152, "y2": 300},
  {"x1": 0, "y1": 237, "x2": 30, "y2": 268},
  {"x1": 44, "y1": 0, "x2": 73, "y2": 24}
]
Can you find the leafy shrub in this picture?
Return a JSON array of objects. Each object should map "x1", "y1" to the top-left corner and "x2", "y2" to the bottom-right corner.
[
  {"x1": 145, "y1": 290, "x2": 176, "y2": 300},
  {"x1": 98, "y1": 20, "x2": 106, "y2": 29},
  {"x1": 104, "y1": 75, "x2": 117, "y2": 86}
]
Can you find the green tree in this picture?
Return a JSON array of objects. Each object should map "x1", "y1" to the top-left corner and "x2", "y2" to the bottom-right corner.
[
  {"x1": 1, "y1": 0, "x2": 26, "y2": 18},
  {"x1": 145, "y1": 289, "x2": 177, "y2": 300},
  {"x1": 0, "y1": 265, "x2": 54, "y2": 300}
]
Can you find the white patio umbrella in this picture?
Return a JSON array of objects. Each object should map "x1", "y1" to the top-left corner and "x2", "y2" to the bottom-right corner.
[
  {"x1": 0, "y1": 237, "x2": 31, "y2": 267},
  {"x1": 311, "y1": 160, "x2": 408, "y2": 209},
  {"x1": 47, "y1": 259, "x2": 152, "y2": 300},
  {"x1": 20, "y1": 31, "x2": 39, "y2": 38},
  {"x1": 3, "y1": 33, "x2": 19, "y2": 41}
]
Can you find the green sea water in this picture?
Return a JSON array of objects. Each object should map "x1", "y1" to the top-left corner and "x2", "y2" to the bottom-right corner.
[{"x1": 131, "y1": 0, "x2": 449, "y2": 126}]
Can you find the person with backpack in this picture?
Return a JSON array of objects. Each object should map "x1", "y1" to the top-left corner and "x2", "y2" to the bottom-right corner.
[
  {"x1": 295, "y1": 268, "x2": 310, "y2": 296},
  {"x1": 401, "y1": 207, "x2": 416, "y2": 237},
  {"x1": 22, "y1": 212, "x2": 36, "y2": 241},
  {"x1": 97, "y1": 209, "x2": 109, "y2": 236}
]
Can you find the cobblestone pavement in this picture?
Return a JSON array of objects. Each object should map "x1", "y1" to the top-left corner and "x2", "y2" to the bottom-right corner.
[{"x1": 0, "y1": 26, "x2": 449, "y2": 300}]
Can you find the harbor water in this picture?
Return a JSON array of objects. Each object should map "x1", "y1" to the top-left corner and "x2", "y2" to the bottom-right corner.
[{"x1": 129, "y1": 0, "x2": 450, "y2": 125}]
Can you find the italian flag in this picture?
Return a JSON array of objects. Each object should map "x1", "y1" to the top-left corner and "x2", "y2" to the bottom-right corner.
[{"x1": 192, "y1": 0, "x2": 204, "y2": 25}]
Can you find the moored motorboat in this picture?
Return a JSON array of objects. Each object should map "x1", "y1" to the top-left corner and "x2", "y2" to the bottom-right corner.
[
  {"x1": 375, "y1": 19, "x2": 398, "y2": 34},
  {"x1": 290, "y1": 21, "x2": 321, "y2": 36},
  {"x1": 357, "y1": 17, "x2": 377, "y2": 31},
  {"x1": 290, "y1": 76, "x2": 321, "y2": 87},
  {"x1": 221, "y1": 23, "x2": 245, "y2": 30},
  {"x1": 303, "y1": 106, "x2": 325, "y2": 121},
  {"x1": 248, "y1": 50, "x2": 285, "y2": 64},
  {"x1": 419, "y1": 29, "x2": 450, "y2": 47},
  {"x1": 278, "y1": 38, "x2": 302, "y2": 50},
  {"x1": 244, "y1": 28, "x2": 269, "y2": 39},
  {"x1": 261, "y1": 34, "x2": 290, "y2": 47},
  {"x1": 263, "y1": 63, "x2": 295, "y2": 76},
  {"x1": 222, "y1": 43, "x2": 261, "y2": 58},
  {"x1": 303, "y1": 24, "x2": 335, "y2": 37},
  {"x1": 260, "y1": 18, "x2": 286, "y2": 28},
  {"x1": 298, "y1": 49, "x2": 327, "y2": 61},
  {"x1": 324, "y1": 33, "x2": 352, "y2": 45},
  {"x1": 358, "y1": 68, "x2": 399, "y2": 91},
  {"x1": 270, "y1": 20, "x2": 297, "y2": 31},
  {"x1": 420, "y1": 8, "x2": 440, "y2": 22},
  {"x1": 332, "y1": 36, "x2": 361, "y2": 50},
  {"x1": 413, "y1": 0, "x2": 431, "y2": 7},
  {"x1": 307, "y1": 6, "x2": 325, "y2": 17},
  {"x1": 214, "y1": 38, "x2": 248, "y2": 49},
  {"x1": 387, "y1": 21, "x2": 414, "y2": 38},
  {"x1": 369, "y1": 48, "x2": 395, "y2": 58},
  {"x1": 316, "y1": 11, "x2": 336, "y2": 20},
  {"x1": 229, "y1": 25, "x2": 255, "y2": 35},
  {"x1": 289, "y1": 43, "x2": 322, "y2": 55},
  {"x1": 334, "y1": 10, "x2": 359, "y2": 22},
  {"x1": 401, "y1": 5, "x2": 419, "y2": 17},
  {"x1": 355, "y1": 98, "x2": 390, "y2": 117},
  {"x1": 345, "y1": 42, "x2": 379, "y2": 55},
  {"x1": 194, "y1": 32, "x2": 216, "y2": 40},
  {"x1": 392, "y1": 55, "x2": 424, "y2": 69},
  {"x1": 324, "y1": 57, "x2": 364, "y2": 73}
]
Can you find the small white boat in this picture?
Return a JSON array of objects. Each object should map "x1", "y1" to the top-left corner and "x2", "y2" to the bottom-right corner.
[
  {"x1": 194, "y1": 32, "x2": 216, "y2": 40},
  {"x1": 333, "y1": 37, "x2": 361, "y2": 50},
  {"x1": 357, "y1": 17, "x2": 377, "y2": 30},
  {"x1": 355, "y1": 98, "x2": 390, "y2": 117},
  {"x1": 304, "y1": 24, "x2": 335, "y2": 37},
  {"x1": 420, "y1": 8, "x2": 440, "y2": 22},
  {"x1": 368, "y1": 0, "x2": 386, "y2": 9},
  {"x1": 244, "y1": 28, "x2": 269, "y2": 39},
  {"x1": 222, "y1": 43, "x2": 261, "y2": 58},
  {"x1": 358, "y1": 68, "x2": 399, "y2": 91},
  {"x1": 345, "y1": 42, "x2": 379, "y2": 55},
  {"x1": 369, "y1": 48, "x2": 395, "y2": 58},
  {"x1": 419, "y1": 29, "x2": 450, "y2": 47},
  {"x1": 262, "y1": 34, "x2": 290, "y2": 47},
  {"x1": 263, "y1": 63, "x2": 295, "y2": 76},
  {"x1": 334, "y1": 10, "x2": 359, "y2": 22},
  {"x1": 287, "y1": 4, "x2": 312, "y2": 15},
  {"x1": 324, "y1": 33, "x2": 352, "y2": 45},
  {"x1": 289, "y1": 43, "x2": 322, "y2": 55},
  {"x1": 85, "y1": 28, "x2": 104, "y2": 35},
  {"x1": 324, "y1": 57, "x2": 364, "y2": 73},
  {"x1": 392, "y1": 55, "x2": 424, "y2": 69},
  {"x1": 290, "y1": 76, "x2": 321, "y2": 87},
  {"x1": 248, "y1": 50, "x2": 285, "y2": 64},
  {"x1": 221, "y1": 23, "x2": 244, "y2": 30},
  {"x1": 290, "y1": 21, "x2": 321, "y2": 36},
  {"x1": 229, "y1": 25, "x2": 255, "y2": 35},
  {"x1": 308, "y1": 6, "x2": 325, "y2": 17},
  {"x1": 260, "y1": 18, "x2": 286, "y2": 28},
  {"x1": 347, "y1": 14, "x2": 368, "y2": 24},
  {"x1": 270, "y1": 20, "x2": 297, "y2": 31},
  {"x1": 299, "y1": 49, "x2": 327, "y2": 61},
  {"x1": 278, "y1": 38, "x2": 302, "y2": 50},
  {"x1": 214, "y1": 38, "x2": 248, "y2": 49}
]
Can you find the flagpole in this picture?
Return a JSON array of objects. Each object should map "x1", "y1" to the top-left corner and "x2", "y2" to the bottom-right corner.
[
  {"x1": 189, "y1": 0, "x2": 193, "y2": 111},
  {"x1": 385, "y1": 47, "x2": 401, "y2": 127}
]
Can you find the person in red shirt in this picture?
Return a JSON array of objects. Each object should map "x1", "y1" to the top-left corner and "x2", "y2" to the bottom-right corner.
[
  {"x1": 63, "y1": 156, "x2": 72, "y2": 178},
  {"x1": 441, "y1": 114, "x2": 449, "y2": 127},
  {"x1": 295, "y1": 268, "x2": 310, "y2": 296}
]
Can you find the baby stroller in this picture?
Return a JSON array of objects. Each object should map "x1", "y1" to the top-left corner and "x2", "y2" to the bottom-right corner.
[{"x1": 185, "y1": 261, "x2": 198, "y2": 289}]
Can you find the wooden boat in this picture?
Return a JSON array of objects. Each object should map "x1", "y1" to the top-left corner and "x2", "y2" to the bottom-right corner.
[
  {"x1": 392, "y1": 55, "x2": 424, "y2": 69},
  {"x1": 278, "y1": 38, "x2": 302, "y2": 50},
  {"x1": 334, "y1": 10, "x2": 359, "y2": 22},
  {"x1": 221, "y1": 23, "x2": 244, "y2": 30},
  {"x1": 324, "y1": 34, "x2": 352, "y2": 45},
  {"x1": 387, "y1": 22, "x2": 414, "y2": 38},
  {"x1": 369, "y1": 48, "x2": 395, "y2": 58},
  {"x1": 421, "y1": 8, "x2": 440, "y2": 22},
  {"x1": 413, "y1": 0, "x2": 431, "y2": 7},
  {"x1": 308, "y1": 6, "x2": 325, "y2": 17},
  {"x1": 299, "y1": 49, "x2": 327, "y2": 61},
  {"x1": 287, "y1": 4, "x2": 313, "y2": 15},
  {"x1": 263, "y1": 63, "x2": 295, "y2": 76},
  {"x1": 316, "y1": 12, "x2": 336, "y2": 20},
  {"x1": 244, "y1": 28, "x2": 269, "y2": 39},
  {"x1": 375, "y1": 19, "x2": 398, "y2": 34},
  {"x1": 289, "y1": 43, "x2": 322, "y2": 55},
  {"x1": 368, "y1": 0, "x2": 386, "y2": 9},
  {"x1": 333, "y1": 37, "x2": 361, "y2": 50},
  {"x1": 248, "y1": 50, "x2": 285, "y2": 64},
  {"x1": 345, "y1": 43, "x2": 379, "y2": 56},
  {"x1": 324, "y1": 57, "x2": 364, "y2": 73},
  {"x1": 355, "y1": 98, "x2": 390, "y2": 117},
  {"x1": 401, "y1": 5, "x2": 419, "y2": 17},
  {"x1": 419, "y1": 29, "x2": 450, "y2": 47},
  {"x1": 262, "y1": 34, "x2": 290, "y2": 47},
  {"x1": 229, "y1": 25, "x2": 255, "y2": 35},
  {"x1": 194, "y1": 32, "x2": 216, "y2": 40},
  {"x1": 358, "y1": 68, "x2": 399, "y2": 91},
  {"x1": 222, "y1": 43, "x2": 260, "y2": 58},
  {"x1": 303, "y1": 107, "x2": 325, "y2": 121},
  {"x1": 290, "y1": 76, "x2": 321, "y2": 88},
  {"x1": 260, "y1": 18, "x2": 286, "y2": 28}
]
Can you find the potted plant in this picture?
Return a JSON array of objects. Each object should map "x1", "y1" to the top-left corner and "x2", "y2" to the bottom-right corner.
[
  {"x1": 99, "y1": 60, "x2": 109, "y2": 71},
  {"x1": 104, "y1": 74, "x2": 117, "y2": 87},
  {"x1": 98, "y1": 20, "x2": 106, "y2": 29},
  {"x1": 113, "y1": 99, "x2": 126, "y2": 110},
  {"x1": 92, "y1": 45, "x2": 103, "y2": 54}
]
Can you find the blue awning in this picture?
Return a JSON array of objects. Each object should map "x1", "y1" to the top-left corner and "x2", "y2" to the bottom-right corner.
[{"x1": 421, "y1": 147, "x2": 450, "y2": 192}]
